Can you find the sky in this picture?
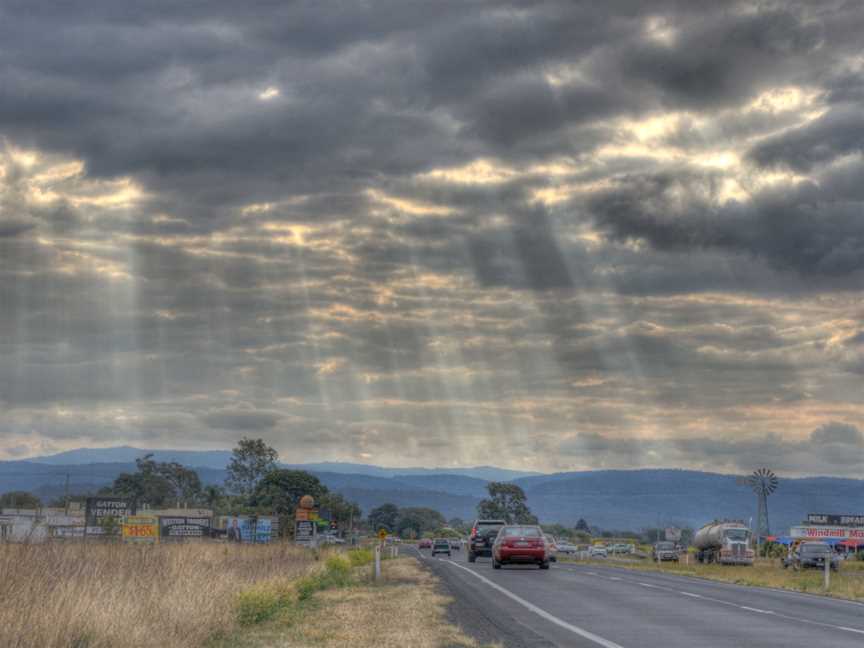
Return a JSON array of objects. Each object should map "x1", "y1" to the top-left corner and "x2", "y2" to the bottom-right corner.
[{"x1": 1, "y1": 1, "x2": 863, "y2": 476}]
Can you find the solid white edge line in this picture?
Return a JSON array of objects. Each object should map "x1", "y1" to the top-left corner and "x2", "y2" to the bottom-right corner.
[{"x1": 446, "y1": 561, "x2": 625, "y2": 648}]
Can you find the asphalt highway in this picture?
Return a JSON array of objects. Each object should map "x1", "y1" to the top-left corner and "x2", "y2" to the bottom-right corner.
[{"x1": 411, "y1": 547, "x2": 864, "y2": 648}]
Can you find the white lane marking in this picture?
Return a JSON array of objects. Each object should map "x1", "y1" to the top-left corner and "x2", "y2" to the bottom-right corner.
[
  {"x1": 638, "y1": 582, "x2": 660, "y2": 589},
  {"x1": 447, "y1": 561, "x2": 625, "y2": 648},
  {"x1": 608, "y1": 576, "x2": 622, "y2": 581},
  {"x1": 838, "y1": 627, "x2": 864, "y2": 635},
  {"x1": 740, "y1": 607, "x2": 774, "y2": 615},
  {"x1": 559, "y1": 566, "x2": 864, "y2": 637}
]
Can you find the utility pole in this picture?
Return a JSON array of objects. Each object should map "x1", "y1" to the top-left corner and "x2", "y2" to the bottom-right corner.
[{"x1": 64, "y1": 472, "x2": 70, "y2": 516}]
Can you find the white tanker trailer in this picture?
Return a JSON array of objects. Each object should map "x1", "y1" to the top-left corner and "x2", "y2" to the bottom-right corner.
[{"x1": 693, "y1": 520, "x2": 755, "y2": 565}]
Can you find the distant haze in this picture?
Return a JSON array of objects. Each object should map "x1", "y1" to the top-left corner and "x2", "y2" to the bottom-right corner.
[{"x1": 1, "y1": 449, "x2": 860, "y2": 534}]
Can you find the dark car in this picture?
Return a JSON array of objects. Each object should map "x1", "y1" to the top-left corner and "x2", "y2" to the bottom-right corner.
[
  {"x1": 784, "y1": 542, "x2": 839, "y2": 571},
  {"x1": 492, "y1": 525, "x2": 550, "y2": 569},
  {"x1": 468, "y1": 519, "x2": 506, "y2": 562},
  {"x1": 652, "y1": 541, "x2": 680, "y2": 562},
  {"x1": 431, "y1": 538, "x2": 452, "y2": 557}
]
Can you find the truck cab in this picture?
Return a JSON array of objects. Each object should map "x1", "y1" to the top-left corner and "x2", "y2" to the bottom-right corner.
[{"x1": 694, "y1": 522, "x2": 755, "y2": 565}]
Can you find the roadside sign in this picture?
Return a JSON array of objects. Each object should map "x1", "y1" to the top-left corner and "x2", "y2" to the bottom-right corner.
[
  {"x1": 159, "y1": 516, "x2": 211, "y2": 540},
  {"x1": 295, "y1": 520, "x2": 315, "y2": 545},
  {"x1": 378, "y1": 528, "x2": 388, "y2": 542},
  {"x1": 86, "y1": 497, "x2": 136, "y2": 536},
  {"x1": 122, "y1": 515, "x2": 158, "y2": 543}
]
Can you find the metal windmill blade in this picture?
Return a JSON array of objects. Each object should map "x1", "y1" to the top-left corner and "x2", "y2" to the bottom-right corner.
[{"x1": 749, "y1": 468, "x2": 779, "y2": 543}]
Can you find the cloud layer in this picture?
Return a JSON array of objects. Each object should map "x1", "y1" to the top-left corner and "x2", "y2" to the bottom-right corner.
[{"x1": 1, "y1": 1, "x2": 863, "y2": 475}]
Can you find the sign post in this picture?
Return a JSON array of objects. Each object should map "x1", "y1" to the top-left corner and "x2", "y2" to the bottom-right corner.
[
  {"x1": 824, "y1": 554, "x2": 831, "y2": 591},
  {"x1": 373, "y1": 543, "x2": 381, "y2": 581}
]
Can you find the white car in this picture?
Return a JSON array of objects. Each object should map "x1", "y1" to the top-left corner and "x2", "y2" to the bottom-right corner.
[
  {"x1": 589, "y1": 545, "x2": 608, "y2": 558},
  {"x1": 544, "y1": 535, "x2": 559, "y2": 562},
  {"x1": 556, "y1": 541, "x2": 579, "y2": 555}
]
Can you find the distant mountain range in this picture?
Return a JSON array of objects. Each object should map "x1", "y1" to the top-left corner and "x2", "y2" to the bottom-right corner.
[
  {"x1": 24, "y1": 446, "x2": 538, "y2": 481},
  {"x1": 3, "y1": 447, "x2": 861, "y2": 533}
]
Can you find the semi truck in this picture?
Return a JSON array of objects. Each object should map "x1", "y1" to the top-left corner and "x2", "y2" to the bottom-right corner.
[{"x1": 693, "y1": 520, "x2": 755, "y2": 565}]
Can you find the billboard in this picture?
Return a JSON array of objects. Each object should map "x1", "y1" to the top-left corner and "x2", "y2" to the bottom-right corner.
[
  {"x1": 224, "y1": 516, "x2": 273, "y2": 543},
  {"x1": 806, "y1": 514, "x2": 864, "y2": 527},
  {"x1": 295, "y1": 520, "x2": 315, "y2": 545},
  {"x1": 123, "y1": 515, "x2": 159, "y2": 543},
  {"x1": 85, "y1": 497, "x2": 136, "y2": 536},
  {"x1": 159, "y1": 516, "x2": 211, "y2": 539},
  {"x1": 791, "y1": 526, "x2": 864, "y2": 540},
  {"x1": 665, "y1": 527, "x2": 682, "y2": 542}
]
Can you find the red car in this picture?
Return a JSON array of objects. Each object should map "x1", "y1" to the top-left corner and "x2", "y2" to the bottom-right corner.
[
  {"x1": 418, "y1": 538, "x2": 432, "y2": 549},
  {"x1": 492, "y1": 525, "x2": 550, "y2": 569}
]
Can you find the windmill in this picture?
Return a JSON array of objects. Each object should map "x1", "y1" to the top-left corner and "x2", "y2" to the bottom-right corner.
[{"x1": 748, "y1": 468, "x2": 778, "y2": 546}]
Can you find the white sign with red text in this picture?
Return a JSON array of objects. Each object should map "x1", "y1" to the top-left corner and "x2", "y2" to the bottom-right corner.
[{"x1": 790, "y1": 526, "x2": 864, "y2": 540}]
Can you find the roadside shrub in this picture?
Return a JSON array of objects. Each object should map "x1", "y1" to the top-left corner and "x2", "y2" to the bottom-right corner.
[
  {"x1": 236, "y1": 581, "x2": 293, "y2": 626},
  {"x1": 325, "y1": 554, "x2": 352, "y2": 586},
  {"x1": 347, "y1": 547, "x2": 373, "y2": 567}
]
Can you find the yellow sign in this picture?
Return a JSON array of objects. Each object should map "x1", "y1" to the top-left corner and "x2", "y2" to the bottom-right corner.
[
  {"x1": 378, "y1": 528, "x2": 388, "y2": 541},
  {"x1": 122, "y1": 515, "x2": 158, "y2": 542}
]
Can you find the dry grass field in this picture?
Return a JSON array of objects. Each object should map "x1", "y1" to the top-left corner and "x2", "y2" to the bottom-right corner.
[
  {"x1": 220, "y1": 557, "x2": 500, "y2": 648},
  {"x1": 0, "y1": 542, "x2": 316, "y2": 648}
]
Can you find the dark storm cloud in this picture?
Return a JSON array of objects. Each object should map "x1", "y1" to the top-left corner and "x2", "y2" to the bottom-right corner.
[
  {"x1": 607, "y1": 7, "x2": 824, "y2": 109},
  {"x1": 2, "y1": 1, "x2": 863, "y2": 472},
  {"x1": 586, "y1": 166, "x2": 864, "y2": 278},
  {"x1": 201, "y1": 410, "x2": 281, "y2": 431},
  {"x1": 748, "y1": 108, "x2": 864, "y2": 171}
]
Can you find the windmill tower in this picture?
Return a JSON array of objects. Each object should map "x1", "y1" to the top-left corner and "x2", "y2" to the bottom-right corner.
[{"x1": 748, "y1": 468, "x2": 778, "y2": 547}]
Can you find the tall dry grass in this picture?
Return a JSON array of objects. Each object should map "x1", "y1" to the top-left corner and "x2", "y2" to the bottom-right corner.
[{"x1": 0, "y1": 541, "x2": 315, "y2": 648}]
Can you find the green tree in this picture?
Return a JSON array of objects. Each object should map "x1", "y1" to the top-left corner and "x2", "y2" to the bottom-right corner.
[
  {"x1": 251, "y1": 469, "x2": 327, "y2": 516},
  {"x1": 318, "y1": 492, "x2": 361, "y2": 531},
  {"x1": 448, "y1": 517, "x2": 468, "y2": 534},
  {"x1": 575, "y1": 518, "x2": 590, "y2": 533},
  {"x1": 201, "y1": 485, "x2": 226, "y2": 510},
  {"x1": 110, "y1": 455, "x2": 175, "y2": 506},
  {"x1": 477, "y1": 482, "x2": 537, "y2": 524},
  {"x1": 225, "y1": 438, "x2": 279, "y2": 498},
  {"x1": 157, "y1": 462, "x2": 202, "y2": 507},
  {"x1": 0, "y1": 491, "x2": 40, "y2": 509},
  {"x1": 396, "y1": 507, "x2": 446, "y2": 538},
  {"x1": 367, "y1": 503, "x2": 399, "y2": 533}
]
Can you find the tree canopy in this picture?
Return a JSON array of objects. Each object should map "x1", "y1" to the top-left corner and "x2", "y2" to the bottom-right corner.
[
  {"x1": 225, "y1": 437, "x2": 279, "y2": 497},
  {"x1": 367, "y1": 503, "x2": 399, "y2": 533},
  {"x1": 108, "y1": 454, "x2": 201, "y2": 507},
  {"x1": 396, "y1": 507, "x2": 446, "y2": 538},
  {"x1": 251, "y1": 469, "x2": 327, "y2": 515},
  {"x1": 0, "y1": 491, "x2": 40, "y2": 509},
  {"x1": 476, "y1": 482, "x2": 537, "y2": 524}
]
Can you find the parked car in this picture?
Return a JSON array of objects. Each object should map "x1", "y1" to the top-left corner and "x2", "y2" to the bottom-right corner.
[
  {"x1": 652, "y1": 541, "x2": 680, "y2": 561},
  {"x1": 784, "y1": 542, "x2": 839, "y2": 571},
  {"x1": 544, "y1": 535, "x2": 558, "y2": 562},
  {"x1": 556, "y1": 541, "x2": 579, "y2": 555},
  {"x1": 468, "y1": 519, "x2": 506, "y2": 562},
  {"x1": 418, "y1": 538, "x2": 432, "y2": 549},
  {"x1": 589, "y1": 545, "x2": 608, "y2": 558},
  {"x1": 431, "y1": 538, "x2": 452, "y2": 557},
  {"x1": 492, "y1": 525, "x2": 550, "y2": 569}
]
